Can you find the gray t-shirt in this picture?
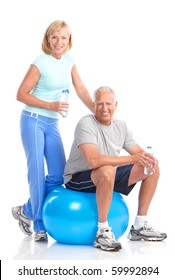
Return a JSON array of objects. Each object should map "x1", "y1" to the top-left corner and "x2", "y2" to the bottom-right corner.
[{"x1": 64, "y1": 114, "x2": 137, "y2": 183}]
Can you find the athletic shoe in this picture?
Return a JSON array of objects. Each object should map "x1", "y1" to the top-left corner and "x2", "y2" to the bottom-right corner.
[
  {"x1": 34, "y1": 231, "x2": 48, "y2": 242},
  {"x1": 127, "y1": 222, "x2": 167, "y2": 241},
  {"x1": 94, "y1": 227, "x2": 122, "y2": 251},
  {"x1": 12, "y1": 206, "x2": 32, "y2": 236}
]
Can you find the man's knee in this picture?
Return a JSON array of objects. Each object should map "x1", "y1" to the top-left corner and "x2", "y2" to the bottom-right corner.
[
  {"x1": 91, "y1": 166, "x2": 115, "y2": 184},
  {"x1": 129, "y1": 164, "x2": 160, "y2": 185},
  {"x1": 154, "y1": 164, "x2": 160, "y2": 179}
]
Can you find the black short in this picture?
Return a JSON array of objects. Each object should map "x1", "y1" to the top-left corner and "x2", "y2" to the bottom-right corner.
[{"x1": 65, "y1": 164, "x2": 136, "y2": 196}]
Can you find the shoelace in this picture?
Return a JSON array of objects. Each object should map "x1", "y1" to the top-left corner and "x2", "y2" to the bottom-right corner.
[
  {"x1": 143, "y1": 221, "x2": 160, "y2": 233},
  {"x1": 36, "y1": 231, "x2": 46, "y2": 236},
  {"x1": 102, "y1": 228, "x2": 116, "y2": 243},
  {"x1": 143, "y1": 221, "x2": 153, "y2": 230}
]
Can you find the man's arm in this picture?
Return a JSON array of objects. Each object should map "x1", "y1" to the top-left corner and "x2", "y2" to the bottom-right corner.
[{"x1": 79, "y1": 143, "x2": 146, "y2": 169}]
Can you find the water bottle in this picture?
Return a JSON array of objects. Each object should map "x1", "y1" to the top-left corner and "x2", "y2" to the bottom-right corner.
[
  {"x1": 144, "y1": 146, "x2": 154, "y2": 175},
  {"x1": 59, "y1": 89, "x2": 69, "y2": 117}
]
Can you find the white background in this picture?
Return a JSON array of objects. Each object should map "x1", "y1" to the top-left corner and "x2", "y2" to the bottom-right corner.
[{"x1": 0, "y1": 0, "x2": 174, "y2": 278}]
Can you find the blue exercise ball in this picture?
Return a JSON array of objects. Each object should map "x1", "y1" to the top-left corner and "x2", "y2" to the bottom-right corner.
[{"x1": 42, "y1": 186, "x2": 129, "y2": 245}]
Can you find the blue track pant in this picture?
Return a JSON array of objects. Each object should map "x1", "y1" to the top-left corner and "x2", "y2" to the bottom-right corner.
[{"x1": 20, "y1": 110, "x2": 66, "y2": 232}]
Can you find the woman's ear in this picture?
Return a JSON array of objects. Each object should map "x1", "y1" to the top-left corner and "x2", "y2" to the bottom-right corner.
[{"x1": 47, "y1": 35, "x2": 50, "y2": 43}]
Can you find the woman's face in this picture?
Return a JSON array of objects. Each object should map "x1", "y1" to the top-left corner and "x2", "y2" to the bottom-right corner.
[{"x1": 48, "y1": 29, "x2": 69, "y2": 59}]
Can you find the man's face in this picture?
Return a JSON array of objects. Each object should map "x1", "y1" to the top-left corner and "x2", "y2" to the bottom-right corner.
[{"x1": 94, "y1": 90, "x2": 117, "y2": 126}]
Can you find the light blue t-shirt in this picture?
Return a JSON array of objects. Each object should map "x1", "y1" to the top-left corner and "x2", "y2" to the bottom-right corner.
[{"x1": 24, "y1": 53, "x2": 74, "y2": 118}]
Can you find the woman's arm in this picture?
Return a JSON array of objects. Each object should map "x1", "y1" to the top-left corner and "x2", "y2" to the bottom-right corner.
[
  {"x1": 71, "y1": 65, "x2": 94, "y2": 113},
  {"x1": 17, "y1": 65, "x2": 49, "y2": 108},
  {"x1": 16, "y1": 65, "x2": 67, "y2": 114}
]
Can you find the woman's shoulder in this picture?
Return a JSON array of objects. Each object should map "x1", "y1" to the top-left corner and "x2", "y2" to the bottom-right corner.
[
  {"x1": 33, "y1": 53, "x2": 50, "y2": 63},
  {"x1": 62, "y1": 52, "x2": 75, "y2": 65}
]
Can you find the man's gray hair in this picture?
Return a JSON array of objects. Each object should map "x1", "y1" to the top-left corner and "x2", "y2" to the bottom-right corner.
[{"x1": 93, "y1": 86, "x2": 115, "y2": 101}]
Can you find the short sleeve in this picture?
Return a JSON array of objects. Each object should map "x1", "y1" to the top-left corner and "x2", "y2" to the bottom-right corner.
[
  {"x1": 75, "y1": 116, "x2": 97, "y2": 147},
  {"x1": 122, "y1": 122, "x2": 137, "y2": 150},
  {"x1": 32, "y1": 54, "x2": 46, "y2": 73}
]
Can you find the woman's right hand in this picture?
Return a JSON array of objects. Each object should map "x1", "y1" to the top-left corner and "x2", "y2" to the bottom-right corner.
[{"x1": 49, "y1": 101, "x2": 69, "y2": 116}]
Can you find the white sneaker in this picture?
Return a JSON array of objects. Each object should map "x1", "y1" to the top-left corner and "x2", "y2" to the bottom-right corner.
[
  {"x1": 94, "y1": 227, "x2": 122, "y2": 251},
  {"x1": 127, "y1": 221, "x2": 167, "y2": 241},
  {"x1": 12, "y1": 206, "x2": 32, "y2": 236},
  {"x1": 34, "y1": 231, "x2": 48, "y2": 242}
]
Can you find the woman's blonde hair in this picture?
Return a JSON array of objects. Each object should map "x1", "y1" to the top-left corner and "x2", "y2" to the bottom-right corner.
[{"x1": 42, "y1": 20, "x2": 72, "y2": 55}]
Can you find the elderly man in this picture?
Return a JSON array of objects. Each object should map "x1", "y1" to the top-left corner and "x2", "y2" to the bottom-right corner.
[{"x1": 64, "y1": 86, "x2": 167, "y2": 251}]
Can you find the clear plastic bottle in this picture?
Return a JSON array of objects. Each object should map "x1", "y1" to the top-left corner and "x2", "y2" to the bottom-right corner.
[
  {"x1": 144, "y1": 146, "x2": 154, "y2": 175},
  {"x1": 59, "y1": 89, "x2": 69, "y2": 117}
]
